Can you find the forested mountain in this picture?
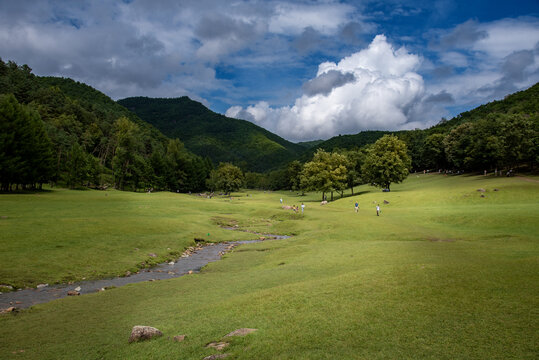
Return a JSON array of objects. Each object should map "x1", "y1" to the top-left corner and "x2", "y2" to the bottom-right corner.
[
  {"x1": 118, "y1": 96, "x2": 305, "y2": 172},
  {"x1": 296, "y1": 139, "x2": 325, "y2": 148},
  {"x1": 0, "y1": 59, "x2": 211, "y2": 192},
  {"x1": 432, "y1": 83, "x2": 539, "y2": 133},
  {"x1": 2, "y1": 57, "x2": 537, "y2": 193}
]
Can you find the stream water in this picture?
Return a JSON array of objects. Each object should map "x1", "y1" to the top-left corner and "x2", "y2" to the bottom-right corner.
[{"x1": 0, "y1": 233, "x2": 290, "y2": 310}]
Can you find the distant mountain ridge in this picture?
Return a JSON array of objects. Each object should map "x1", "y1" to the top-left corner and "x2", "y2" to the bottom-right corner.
[{"x1": 118, "y1": 96, "x2": 305, "y2": 172}]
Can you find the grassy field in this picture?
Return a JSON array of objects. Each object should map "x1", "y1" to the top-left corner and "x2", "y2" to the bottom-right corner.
[{"x1": 0, "y1": 173, "x2": 538, "y2": 359}]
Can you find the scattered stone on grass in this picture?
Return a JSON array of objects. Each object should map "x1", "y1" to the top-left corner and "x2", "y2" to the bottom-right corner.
[
  {"x1": 480, "y1": 194, "x2": 485, "y2": 198},
  {"x1": 1, "y1": 307, "x2": 18, "y2": 314},
  {"x1": 128, "y1": 326, "x2": 163, "y2": 343},
  {"x1": 168, "y1": 261, "x2": 175, "y2": 265},
  {"x1": 477, "y1": 188, "x2": 486, "y2": 192},
  {"x1": 494, "y1": 188, "x2": 499, "y2": 191},
  {"x1": 206, "y1": 342, "x2": 229, "y2": 351},
  {"x1": 188, "y1": 270, "x2": 194, "y2": 274},
  {"x1": 172, "y1": 335, "x2": 186, "y2": 342},
  {"x1": 148, "y1": 253, "x2": 157, "y2": 258},
  {"x1": 74, "y1": 286, "x2": 81, "y2": 292},
  {"x1": 0, "y1": 285, "x2": 14, "y2": 291},
  {"x1": 203, "y1": 354, "x2": 229, "y2": 360},
  {"x1": 36, "y1": 283, "x2": 48, "y2": 289},
  {"x1": 67, "y1": 290, "x2": 80, "y2": 296},
  {"x1": 224, "y1": 328, "x2": 257, "y2": 337},
  {"x1": 383, "y1": 200, "x2": 390, "y2": 204}
]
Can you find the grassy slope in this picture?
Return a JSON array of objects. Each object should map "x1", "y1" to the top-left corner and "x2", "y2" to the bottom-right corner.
[
  {"x1": 0, "y1": 174, "x2": 538, "y2": 359},
  {"x1": 0, "y1": 189, "x2": 257, "y2": 288}
]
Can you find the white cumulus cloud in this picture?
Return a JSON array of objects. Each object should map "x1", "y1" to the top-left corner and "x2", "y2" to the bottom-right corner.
[{"x1": 226, "y1": 35, "x2": 428, "y2": 142}]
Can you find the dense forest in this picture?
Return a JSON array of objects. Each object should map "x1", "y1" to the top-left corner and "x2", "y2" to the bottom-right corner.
[
  {"x1": 118, "y1": 96, "x2": 304, "y2": 172},
  {"x1": 0, "y1": 59, "x2": 212, "y2": 192},
  {"x1": 1, "y1": 58, "x2": 538, "y2": 194}
]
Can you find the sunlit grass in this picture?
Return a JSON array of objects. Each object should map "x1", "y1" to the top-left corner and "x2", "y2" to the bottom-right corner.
[{"x1": 0, "y1": 173, "x2": 537, "y2": 359}]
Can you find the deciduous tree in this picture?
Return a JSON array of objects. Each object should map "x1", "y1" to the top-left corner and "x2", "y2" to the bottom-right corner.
[{"x1": 362, "y1": 135, "x2": 411, "y2": 191}]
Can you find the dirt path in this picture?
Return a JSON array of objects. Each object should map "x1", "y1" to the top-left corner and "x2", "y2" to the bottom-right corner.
[{"x1": 0, "y1": 233, "x2": 290, "y2": 311}]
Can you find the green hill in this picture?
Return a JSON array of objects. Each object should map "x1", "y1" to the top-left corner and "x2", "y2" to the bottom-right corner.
[
  {"x1": 118, "y1": 96, "x2": 305, "y2": 172},
  {"x1": 431, "y1": 82, "x2": 539, "y2": 133},
  {"x1": 296, "y1": 139, "x2": 325, "y2": 148}
]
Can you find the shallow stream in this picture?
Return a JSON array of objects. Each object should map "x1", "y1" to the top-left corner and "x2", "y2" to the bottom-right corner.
[{"x1": 0, "y1": 232, "x2": 290, "y2": 310}]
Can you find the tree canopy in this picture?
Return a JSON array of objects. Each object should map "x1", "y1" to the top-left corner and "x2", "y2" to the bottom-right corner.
[
  {"x1": 301, "y1": 149, "x2": 348, "y2": 200},
  {"x1": 362, "y1": 135, "x2": 411, "y2": 191},
  {"x1": 207, "y1": 163, "x2": 244, "y2": 195}
]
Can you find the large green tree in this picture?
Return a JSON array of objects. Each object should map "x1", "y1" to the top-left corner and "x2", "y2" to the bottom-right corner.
[
  {"x1": 301, "y1": 149, "x2": 347, "y2": 201},
  {"x1": 362, "y1": 135, "x2": 411, "y2": 191},
  {"x1": 209, "y1": 163, "x2": 244, "y2": 195}
]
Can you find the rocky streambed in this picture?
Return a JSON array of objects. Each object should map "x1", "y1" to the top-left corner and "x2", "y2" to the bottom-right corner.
[{"x1": 0, "y1": 233, "x2": 290, "y2": 311}]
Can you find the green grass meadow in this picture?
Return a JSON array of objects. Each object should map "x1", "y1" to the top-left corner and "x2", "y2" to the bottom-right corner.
[{"x1": 0, "y1": 174, "x2": 538, "y2": 359}]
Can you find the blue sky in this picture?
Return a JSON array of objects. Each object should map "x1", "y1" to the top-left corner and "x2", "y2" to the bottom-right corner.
[{"x1": 0, "y1": 0, "x2": 538, "y2": 141}]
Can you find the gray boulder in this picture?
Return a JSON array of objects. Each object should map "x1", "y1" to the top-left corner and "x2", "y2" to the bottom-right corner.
[{"x1": 128, "y1": 326, "x2": 163, "y2": 343}]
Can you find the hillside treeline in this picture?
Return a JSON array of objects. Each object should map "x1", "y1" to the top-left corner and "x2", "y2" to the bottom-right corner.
[
  {"x1": 1, "y1": 58, "x2": 537, "y2": 193},
  {"x1": 0, "y1": 59, "x2": 212, "y2": 192},
  {"x1": 247, "y1": 84, "x2": 539, "y2": 191}
]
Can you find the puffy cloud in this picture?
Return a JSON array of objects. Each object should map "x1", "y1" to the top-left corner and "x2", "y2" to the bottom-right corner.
[
  {"x1": 194, "y1": 15, "x2": 263, "y2": 61},
  {"x1": 227, "y1": 35, "x2": 428, "y2": 141},
  {"x1": 302, "y1": 70, "x2": 356, "y2": 96},
  {"x1": 426, "y1": 17, "x2": 539, "y2": 109},
  {"x1": 473, "y1": 18, "x2": 539, "y2": 58},
  {"x1": 268, "y1": 2, "x2": 354, "y2": 35}
]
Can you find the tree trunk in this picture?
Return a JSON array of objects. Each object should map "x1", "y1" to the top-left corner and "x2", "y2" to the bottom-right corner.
[
  {"x1": 322, "y1": 191, "x2": 325, "y2": 201},
  {"x1": 351, "y1": 186, "x2": 354, "y2": 195},
  {"x1": 331, "y1": 191, "x2": 334, "y2": 201}
]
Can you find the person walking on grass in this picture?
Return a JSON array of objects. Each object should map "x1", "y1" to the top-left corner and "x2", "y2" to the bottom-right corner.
[
  {"x1": 354, "y1": 201, "x2": 359, "y2": 213},
  {"x1": 280, "y1": 197, "x2": 283, "y2": 204},
  {"x1": 301, "y1": 203, "x2": 305, "y2": 214},
  {"x1": 376, "y1": 204, "x2": 380, "y2": 216}
]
